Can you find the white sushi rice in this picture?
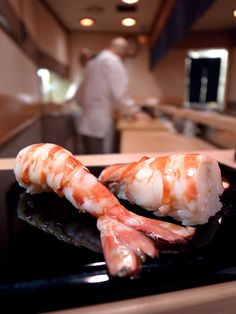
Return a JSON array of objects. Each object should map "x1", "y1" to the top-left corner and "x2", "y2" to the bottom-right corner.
[{"x1": 102, "y1": 155, "x2": 224, "y2": 226}]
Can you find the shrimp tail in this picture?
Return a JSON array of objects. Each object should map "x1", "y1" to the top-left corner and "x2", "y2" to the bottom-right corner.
[
  {"x1": 106, "y1": 206, "x2": 195, "y2": 244},
  {"x1": 98, "y1": 207, "x2": 195, "y2": 276},
  {"x1": 97, "y1": 216, "x2": 158, "y2": 277}
]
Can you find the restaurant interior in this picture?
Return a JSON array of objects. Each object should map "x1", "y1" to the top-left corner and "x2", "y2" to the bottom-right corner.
[
  {"x1": 0, "y1": 0, "x2": 235, "y2": 157},
  {"x1": 0, "y1": 0, "x2": 236, "y2": 313}
]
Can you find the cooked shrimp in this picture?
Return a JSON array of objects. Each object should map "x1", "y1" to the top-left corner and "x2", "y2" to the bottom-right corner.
[
  {"x1": 14, "y1": 144, "x2": 194, "y2": 277},
  {"x1": 99, "y1": 154, "x2": 224, "y2": 226}
]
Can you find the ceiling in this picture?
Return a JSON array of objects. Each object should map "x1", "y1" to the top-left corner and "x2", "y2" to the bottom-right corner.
[
  {"x1": 191, "y1": 0, "x2": 236, "y2": 31},
  {"x1": 44, "y1": 0, "x2": 236, "y2": 37},
  {"x1": 41, "y1": 0, "x2": 236, "y2": 72},
  {"x1": 44, "y1": 0, "x2": 161, "y2": 34}
]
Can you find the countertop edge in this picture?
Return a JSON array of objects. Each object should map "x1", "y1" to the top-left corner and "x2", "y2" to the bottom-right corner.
[
  {"x1": 0, "y1": 115, "x2": 42, "y2": 146},
  {"x1": 53, "y1": 280, "x2": 236, "y2": 314},
  {"x1": 1, "y1": 149, "x2": 235, "y2": 170}
]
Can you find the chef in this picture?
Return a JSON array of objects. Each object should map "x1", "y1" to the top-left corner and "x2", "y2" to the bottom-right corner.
[{"x1": 75, "y1": 37, "x2": 140, "y2": 154}]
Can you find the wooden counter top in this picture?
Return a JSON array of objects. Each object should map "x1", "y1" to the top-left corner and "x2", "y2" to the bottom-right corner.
[
  {"x1": 2, "y1": 149, "x2": 235, "y2": 170},
  {"x1": 0, "y1": 115, "x2": 41, "y2": 146},
  {"x1": 0, "y1": 93, "x2": 69, "y2": 147},
  {"x1": 158, "y1": 105, "x2": 236, "y2": 134},
  {"x1": 120, "y1": 131, "x2": 216, "y2": 153},
  {"x1": 117, "y1": 117, "x2": 171, "y2": 131},
  {"x1": 55, "y1": 280, "x2": 236, "y2": 314}
]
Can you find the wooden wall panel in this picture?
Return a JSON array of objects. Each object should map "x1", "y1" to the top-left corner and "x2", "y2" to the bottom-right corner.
[{"x1": 0, "y1": 0, "x2": 69, "y2": 77}]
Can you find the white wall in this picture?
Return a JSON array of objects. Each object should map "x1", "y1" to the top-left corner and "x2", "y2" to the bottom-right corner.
[
  {"x1": 9, "y1": 0, "x2": 69, "y2": 66},
  {"x1": 69, "y1": 32, "x2": 160, "y2": 99},
  {"x1": 152, "y1": 48, "x2": 188, "y2": 104},
  {"x1": 0, "y1": 28, "x2": 39, "y2": 98}
]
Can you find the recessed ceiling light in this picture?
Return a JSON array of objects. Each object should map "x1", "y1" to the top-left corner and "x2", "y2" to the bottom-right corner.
[
  {"x1": 121, "y1": 17, "x2": 137, "y2": 27},
  {"x1": 233, "y1": 9, "x2": 236, "y2": 18},
  {"x1": 79, "y1": 17, "x2": 95, "y2": 27},
  {"x1": 121, "y1": 0, "x2": 139, "y2": 4}
]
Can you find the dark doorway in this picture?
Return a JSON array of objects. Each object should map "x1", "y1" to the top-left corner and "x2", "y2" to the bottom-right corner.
[{"x1": 188, "y1": 57, "x2": 221, "y2": 107}]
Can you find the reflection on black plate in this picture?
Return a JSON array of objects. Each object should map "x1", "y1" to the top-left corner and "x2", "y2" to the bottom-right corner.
[
  {"x1": 17, "y1": 191, "x2": 222, "y2": 256},
  {"x1": 0, "y1": 164, "x2": 235, "y2": 313},
  {"x1": 17, "y1": 192, "x2": 102, "y2": 253}
]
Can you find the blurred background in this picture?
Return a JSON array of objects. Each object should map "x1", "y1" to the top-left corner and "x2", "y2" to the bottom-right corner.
[{"x1": 0, "y1": 0, "x2": 235, "y2": 156}]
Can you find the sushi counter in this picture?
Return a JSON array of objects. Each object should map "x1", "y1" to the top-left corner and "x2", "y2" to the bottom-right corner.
[
  {"x1": 1, "y1": 148, "x2": 236, "y2": 170},
  {"x1": 0, "y1": 148, "x2": 236, "y2": 313},
  {"x1": 0, "y1": 94, "x2": 75, "y2": 157},
  {"x1": 156, "y1": 105, "x2": 236, "y2": 148}
]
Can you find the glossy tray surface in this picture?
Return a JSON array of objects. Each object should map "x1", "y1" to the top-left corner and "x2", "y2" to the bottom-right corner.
[{"x1": 0, "y1": 164, "x2": 235, "y2": 313}]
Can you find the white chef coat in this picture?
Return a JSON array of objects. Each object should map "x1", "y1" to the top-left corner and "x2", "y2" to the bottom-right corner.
[{"x1": 75, "y1": 50, "x2": 138, "y2": 145}]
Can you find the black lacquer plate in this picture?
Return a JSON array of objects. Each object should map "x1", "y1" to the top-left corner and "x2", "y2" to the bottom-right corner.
[{"x1": 0, "y1": 164, "x2": 235, "y2": 313}]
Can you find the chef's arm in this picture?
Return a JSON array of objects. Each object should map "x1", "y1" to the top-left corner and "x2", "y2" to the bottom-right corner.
[{"x1": 106, "y1": 60, "x2": 140, "y2": 115}]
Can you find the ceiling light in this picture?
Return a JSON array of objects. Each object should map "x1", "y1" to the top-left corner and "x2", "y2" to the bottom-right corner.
[
  {"x1": 79, "y1": 17, "x2": 95, "y2": 27},
  {"x1": 233, "y1": 9, "x2": 236, "y2": 18},
  {"x1": 121, "y1": 17, "x2": 137, "y2": 27},
  {"x1": 121, "y1": 0, "x2": 139, "y2": 4}
]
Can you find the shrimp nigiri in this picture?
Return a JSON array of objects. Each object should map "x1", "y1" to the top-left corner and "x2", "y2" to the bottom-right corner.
[
  {"x1": 99, "y1": 154, "x2": 224, "y2": 226},
  {"x1": 14, "y1": 144, "x2": 194, "y2": 277}
]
